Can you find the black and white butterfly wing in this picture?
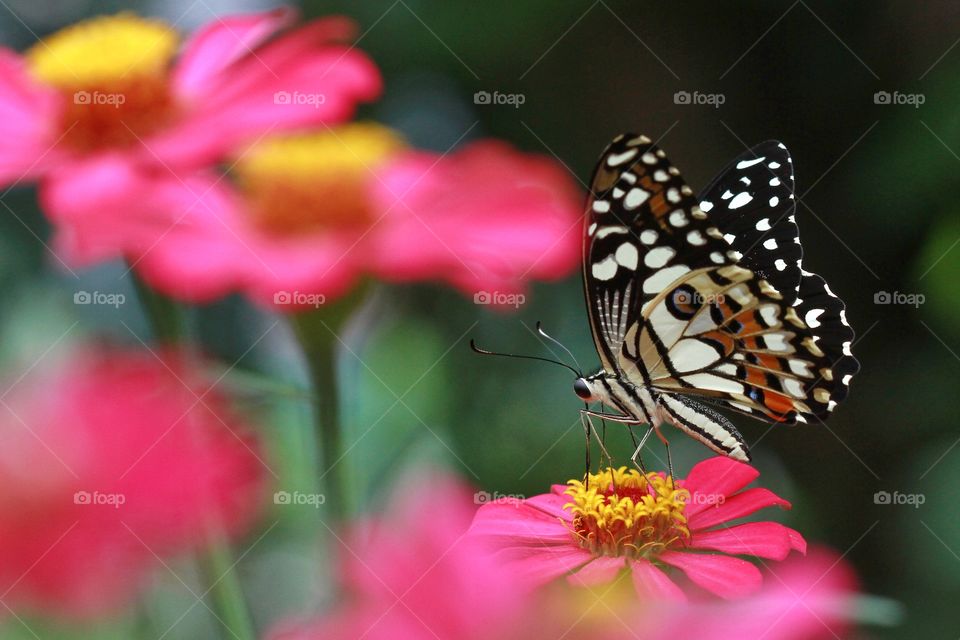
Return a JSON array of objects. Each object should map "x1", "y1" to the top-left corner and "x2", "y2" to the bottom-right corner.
[
  {"x1": 582, "y1": 134, "x2": 738, "y2": 376},
  {"x1": 698, "y1": 141, "x2": 803, "y2": 304},
  {"x1": 582, "y1": 134, "x2": 858, "y2": 445},
  {"x1": 696, "y1": 140, "x2": 859, "y2": 419}
]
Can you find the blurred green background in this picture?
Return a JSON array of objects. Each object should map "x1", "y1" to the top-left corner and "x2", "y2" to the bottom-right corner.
[{"x1": 1, "y1": 0, "x2": 958, "y2": 638}]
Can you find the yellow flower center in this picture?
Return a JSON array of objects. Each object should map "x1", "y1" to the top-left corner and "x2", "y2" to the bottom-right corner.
[
  {"x1": 234, "y1": 123, "x2": 406, "y2": 236},
  {"x1": 564, "y1": 467, "x2": 690, "y2": 559},
  {"x1": 25, "y1": 13, "x2": 179, "y2": 152}
]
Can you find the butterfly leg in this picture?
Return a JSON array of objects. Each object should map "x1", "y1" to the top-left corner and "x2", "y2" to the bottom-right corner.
[
  {"x1": 579, "y1": 410, "x2": 614, "y2": 474},
  {"x1": 654, "y1": 427, "x2": 674, "y2": 480},
  {"x1": 629, "y1": 425, "x2": 656, "y2": 473},
  {"x1": 579, "y1": 409, "x2": 639, "y2": 470}
]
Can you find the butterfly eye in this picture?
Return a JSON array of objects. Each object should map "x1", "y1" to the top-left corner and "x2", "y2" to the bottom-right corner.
[{"x1": 573, "y1": 378, "x2": 595, "y2": 401}]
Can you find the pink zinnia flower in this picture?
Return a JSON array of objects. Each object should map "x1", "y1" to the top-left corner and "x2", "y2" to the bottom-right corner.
[
  {"x1": 648, "y1": 547, "x2": 860, "y2": 640},
  {"x1": 469, "y1": 457, "x2": 806, "y2": 601},
  {"x1": 0, "y1": 346, "x2": 266, "y2": 616},
  {"x1": 0, "y1": 9, "x2": 379, "y2": 185},
  {"x1": 269, "y1": 472, "x2": 533, "y2": 640},
  {"x1": 44, "y1": 123, "x2": 582, "y2": 308}
]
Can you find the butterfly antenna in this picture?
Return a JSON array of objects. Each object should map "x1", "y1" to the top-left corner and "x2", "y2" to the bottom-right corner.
[
  {"x1": 535, "y1": 321, "x2": 582, "y2": 375},
  {"x1": 470, "y1": 340, "x2": 581, "y2": 378}
]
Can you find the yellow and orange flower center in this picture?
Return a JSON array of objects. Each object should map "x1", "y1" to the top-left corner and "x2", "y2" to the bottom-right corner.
[
  {"x1": 26, "y1": 13, "x2": 179, "y2": 152},
  {"x1": 564, "y1": 467, "x2": 690, "y2": 559},
  {"x1": 234, "y1": 123, "x2": 406, "y2": 236}
]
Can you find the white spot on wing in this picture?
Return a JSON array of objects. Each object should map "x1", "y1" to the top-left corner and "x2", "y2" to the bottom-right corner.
[
  {"x1": 607, "y1": 149, "x2": 638, "y2": 166},
  {"x1": 736, "y1": 157, "x2": 765, "y2": 169},
  {"x1": 669, "y1": 210, "x2": 689, "y2": 227},
  {"x1": 804, "y1": 308, "x2": 824, "y2": 328},
  {"x1": 729, "y1": 192, "x2": 753, "y2": 209},
  {"x1": 644, "y1": 246, "x2": 675, "y2": 268},
  {"x1": 643, "y1": 265, "x2": 690, "y2": 294},
  {"x1": 592, "y1": 255, "x2": 618, "y2": 281},
  {"x1": 615, "y1": 242, "x2": 640, "y2": 270},
  {"x1": 624, "y1": 188, "x2": 650, "y2": 210}
]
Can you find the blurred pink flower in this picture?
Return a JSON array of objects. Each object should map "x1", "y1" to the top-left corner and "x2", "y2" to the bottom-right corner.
[
  {"x1": 647, "y1": 547, "x2": 859, "y2": 640},
  {"x1": 0, "y1": 347, "x2": 266, "y2": 616},
  {"x1": 44, "y1": 124, "x2": 582, "y2": 309},
  {"x1": 269, "y1": 472, "x2": 533, "y2": 640},
  {"x1": 469, "y1": 458, "x2": 805, "y2": 601},
  {"x1": 0, "y1": 9, "x2": 380, "y2": 185}
]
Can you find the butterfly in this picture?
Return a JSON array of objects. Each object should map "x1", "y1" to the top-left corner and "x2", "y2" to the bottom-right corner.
[{"x1": 572, "y1": 134, "x2": 859, "y2": 463}]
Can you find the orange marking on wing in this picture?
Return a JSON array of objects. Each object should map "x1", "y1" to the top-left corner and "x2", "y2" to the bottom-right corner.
[
  {"x1": 745, "y1": 367, "x2": 767, "y2": 387},
  {"x1": 649, "y1": 193, "x2": 669, "y2": 217},
  {"x1": 764, "y1": 392, "x2": 794, "y2": 419},
  {"x1": 754, "y1": 354, "x2": 782, "y2": 369},
  {"x1": 700, "y1": 330, "x2": 735, "y2": 354}
]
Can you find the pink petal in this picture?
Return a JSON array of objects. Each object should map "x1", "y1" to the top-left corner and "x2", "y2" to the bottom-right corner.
[
  {"x1": 660, "y1": 551, "x2": 762, "y2": 599},
  {"x1": 567, "y1": 557, "x2": 627, "y2": 587},
  {"x1": 688, "y1": 488, "x2": 791, "y2": 531},
  {"x1": 682, "y1": 456, "x2": 759, "y2": 518},
  {"x1": 173, "y1": 8, "x2": 296, "y2": 97},
  {"x1": 158, "y1": 17, "x2": 381, "y2": 167},
  {"x1": 0, "y1": 49, "x2": 62, "y2": 185},
  {"x1": 629, "y1": 559, "x2": 687, "y2": 602},
  {"x1": 492, "y1": 543, "x2": 595, "y2": 587},
  {"x1": 367, "y1": 143, "x2": 581, "y2": 296},
  {"x1": 690, "y1": 522, "x2": 806, "y2": 560},
  {"x1": 469, "y1": 500, "x2": 572, "y2": 546}
]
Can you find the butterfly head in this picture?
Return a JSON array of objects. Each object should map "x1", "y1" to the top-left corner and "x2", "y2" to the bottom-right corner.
[{"x1": 573, "y1": 375, "x2": 608, "y2": 403}]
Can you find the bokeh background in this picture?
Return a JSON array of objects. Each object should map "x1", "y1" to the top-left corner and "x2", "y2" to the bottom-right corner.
[{"x1": 1, "y1": 1, "x2": 958, "y2": 638}]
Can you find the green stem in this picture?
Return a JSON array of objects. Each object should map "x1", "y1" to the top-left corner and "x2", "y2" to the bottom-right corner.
[
  {"x1": 292, "y1": 303, "x2": 352, "y2": 525},
  {"x1": 201, "y1": 534, "x2": 257, "y2": 640},
  {"x1": 128, "y1": 267, "x2": 256, "y2": 640},
  {"x1": 290, "y1": 288, "x2": 366, "y2": 525},
  {"x1": 130, "y1": 271, "x2": 183, "y2": 343}
]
